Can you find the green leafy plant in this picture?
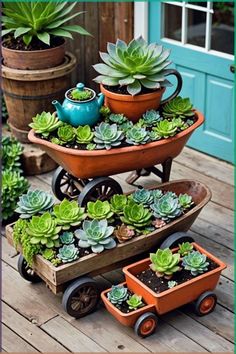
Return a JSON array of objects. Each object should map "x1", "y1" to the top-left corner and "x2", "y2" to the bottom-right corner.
[
  {"x1": 151, "y1": 194, "x2": 182, "y2": 222},
  {"x1": 50, "y1": 137, "x2": 63, "y2": 145},
  {"x1": 182, "y1": 251, "x2": 209, "y2": 276},
  {"x1": 142, "y1": 110, "x2": 161, "y2": 127},
  {"x1": 93, "y1": 36, "x2": 171, "y2": 96},
  {"x1": 70, "y1": 89, "x2": 93, "y2": 101},
  {"x1": 109, "y1": 113, "x2": 127, "y2": 125},
  {"x1": 29, "y1": 112, "x2": 62, "y2": 137},
  {"x1": 42, "y1": 248, "x2": 56, "y2": 261},
  {"x1": 87, "y1": 200, "x2": 113, "y2": 220},
  {"x1": 60, "y1": 231, "x2": 75, "y2": 245},
  {"x1": 100, "y1": 106, "x2": 111, "y2": 117},
  {"x1": 150, "y1": 248, "x2": 181, "y2": 278},
  {"x1": 75, "y1": 125, "x2": 94, "y2": 144},
  {"x1": 163, "y1": 97, "x2": 194, "y2": 120},
  {"x1": 57, "y1": 124, "x2": 75, "y2": 143},
  {"x1": 110, "y1": 194, "x2": 128, "y2": 214},
  {"x1": 126, "y1": 126, "x2": 149, "y2": 145},
  {"x1": 75, "y1": 219, "x2": 116, "y2": 253},
  {"x1": 127, "y1": 294, "x2": 144, "y2": 310},
  {"x1": 15, "y1": 189, "x2": 54, "y2": 218},
  {"x1": 130, "y1": 188, "x2": 154, "y2": 206},
  {"x1": 178, "y1": 193, "x2": 194, "y2": 210},
  {"x1": 120, "y1": 120, "x2": 133, "y2": 132},
  {"x1": 58, "y1": 244, "x2": 79, "y2": 263},
  {"x1": 168, "y1": 280, "x2": 177, "y2": 288},
  {"x1": 53, "y1": 199, "x2": 86, "y2": 230},
  {"x1": 2, "y1": 2, "x2": 91, "y2": 46},
  {"x1": 2, "y1": 169, "x2": 29, "y2": 220},
  {"x1": 2, "y1": 136, "x2": 23, "y2": 172},
  {"x1": 172, "y1": 118, "x2": 188, "y2": 130},
  {"x1": 120, "y1": 200, "x2": 152, "y2": 231},
  {"x1": 153, "y1": 120, "x2": 177, "y2": 139},
  {"x1": 178, "y1": 242, "x2": 193, "y2": 257},
  {"x1": 86, "y1": 143, "x2": 96, "y2": 151},
  {"x1": 149, "y1": 130, "x2": 161, "y2": 141},
  {"x1": 151, "y1": 189, "x2": 163, "y2": 201},
  {"x1": 27, "y1": 212, "x2": 61, "y2": 248},
  {"x1": 94, "y1": 122, "x2": 124, "y2": 150},
  {"x1": 107, "y1": 285, "x2": 128, "y2": 305},
  {"x1": 114, "y1": 224, "x2": 135, "y2": 243}
]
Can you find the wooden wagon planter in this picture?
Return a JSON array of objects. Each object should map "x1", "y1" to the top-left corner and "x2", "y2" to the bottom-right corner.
[{"x1": 6, "y1": 179, "x2": 211, "y2": 318}]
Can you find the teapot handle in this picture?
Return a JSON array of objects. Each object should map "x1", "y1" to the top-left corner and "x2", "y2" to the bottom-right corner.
[{"x1": 160, "y1": 69, "x2": 183, "y2": 106}]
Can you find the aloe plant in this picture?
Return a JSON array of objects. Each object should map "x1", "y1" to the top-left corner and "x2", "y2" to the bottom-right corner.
[
  {"x1": 57, "y1": 124, "x2": 75, "y2": 143},
  {"x1": 93, "y1": 37, "x2": 171, "y2": 96},
  {"x1": 29, "y1": 112, "x2": 62, "y2": 137},
  {"x1": 71, "y1": 89, "x2": 93, "y2": 101},
  {"x1": 53, "y1": 199, "x2": 86, "y2": 230},
  {"x1": 178, "y1": 242, "x2": 193, "y2": 256},
  {"x1": 87, "y1": 200, "x2": 113, "y2": 220},
  {"x1": 153, "y1": 120, "x2": 177, "y2": 139},
  {"x1": 142, "y1": 110, "x2": 161, "y2": 127},
  {"x1": 58, "y1": 244, "x2": 79, "y2": 263},
  {"x1": 75, "y1": 219, "x2": 116, "y2": 253},
  {"x1": 75, "y1": 125, "x2": 94, "y2": 144},
  {"x1": 120, "y1": 200, "x2": 152, "y2": 230},
  {"x1": 110, "y1": 194, "x2": 128, "y2": 214},
  {"x1": 2, "y1": 136, "x2": 23, "y2": 172},
  {"x1": 150, "y1": 248, "x2": 181, "y2": 278},
  {"x1": 130, "y1": 188, "x2": 154, "y2": 206},
  {"x1": 151, "y1": 194, "x2": 182, "y2": 222},
  {"x1": 15, "y1": 189, "x2": 54, "y2": 218},
  {"x1": 163, "y1": 97, "x2": 194, "y2": 120},
  {"x1": 60, "y1": 231, "x2": 75, "y2": 245},
  {"x1": 127, "y1": 294, "x2": 144, "y2": 310},
  {"x1": 182, "y1": 251, "x2": 209, "y2": 276},
  {"x1": 94, "y1": 122, "x2": 124, "y2": 150},
  {"x1": 178, "y1": 193, "x2": 194, "y2": 210},
  {"x1": 126, "y1": 126, "x2": 149, "y2": 145},
  {"x1": 107, "y1": 285, "x2": 128, "y2": 305},
  {"x1": 109, "y1": 113, "x2": 127, "y2": 125}
]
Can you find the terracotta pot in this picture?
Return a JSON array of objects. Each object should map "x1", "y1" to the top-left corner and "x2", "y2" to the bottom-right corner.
[
  {"x1": 123, "y1": 243, "x2": 226, "y2": 315},
  {"x1": 28, "y1": 111, "x2": 204, "y2": 178},
  {"x1": 2, "y1": 52, "x2": 76, "y2": 143},
  {"x1": 1, "y1": 40, "x2": 65, "y2": 70}
]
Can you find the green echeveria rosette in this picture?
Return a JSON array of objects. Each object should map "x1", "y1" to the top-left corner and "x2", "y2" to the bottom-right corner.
[
  {"x1": 142, "y1": 110, "x2": 161, "y2": 127},
  {"x1": 110, "y1": 194, "x2": 128, "y2": 215},
  {"x1": 163, "y1": 96, "x2": 195, "y2": 120},
  {"x1": 109, "y1": 113, "x2": 127, "y2": 125},
  {"x1": 57, "y1": 124, "x2": 76, "y2": 143},
  {"x1": 178, "y1": 242, "x2": 193, "y2": 257},
  {"x1": 53, "y1": 199, "x2": 86, "y2": 230},
  {"x1": 58, "y1": 244, "x2": 79, "y2": 263},
  {"x1": 151, "y1": 194, "x2": 182, "y2": 222},
  {"x1": 2, "y1": 136, "x2": 23, "y2": 172},
  {"x1": 178, "y1": 193, "x2": 194, "y2": 210},
  {"x1": 76, "y1": 125, "x2": 94, "y2": 144},
  {"x1": 107, "y1": 285, "x2": 128, "y2": 305},
  {"x1": 87, "y1": 200, "x2": 114, "y2": 220},
  {"x1": 150, "y1": 248, "x2": 181, "y2": 278},
  {"x1": 126, "y1": 126, "x2": 150, "y2": 145},
  {"x1": 130, "y1": 188, "x2": 154, "y2": 207},
  {"x1": 15, "y1": 189, "x2": 54, "y2": 218},
  {"x1": 120, "y1": 120, "x2": 134, "y2": 133},
  {"x1": 60, "y1": 231, "x2": 75, "y2": 245},
  {"x1": 94, "y1": 122, "x2": 124, "y2": 150},
  {"x1": 29, "y1": 112, "x2": 62, "y2": 137},
  {"x1": 127, "y1": 294, "x2": 144, "y2": 310},
  {"x1": 153, "y1": 120, "x2": 177, "y2": 139},
  {"x1": 120, "y1": 200, "x2": 152, "y2": 231},
  {"x1": 182, "y1": 251, "x2": 209, "y2": 276},
  {"x1": 151, "y1": 189, "x2": 163, "y2": 202}
]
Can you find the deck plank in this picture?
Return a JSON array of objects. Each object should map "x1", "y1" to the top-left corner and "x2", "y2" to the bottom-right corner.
[{"x1": 2, "y1": 324, "x2": 38, "y2": 353}]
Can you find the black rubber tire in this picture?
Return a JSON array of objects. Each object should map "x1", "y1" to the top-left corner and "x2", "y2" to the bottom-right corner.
[
  {"x1": 62, "y1": 277, "x2": 100, "y2": 318},
  {"x1": 17, "y1": 254, "x2": 41, "y2": 283},
  {"x1": 78, "y1": 177, "x2": 123, "y2": 207},
  {"x1": 159, "y1": 232, "x2": 194, "y2": 249},
  {"x1": 194, "y1": 291, "x2": 217, "y2": 316},
  {"x1": 134, "y1": 312, "x2": 158, "y2": 338}
]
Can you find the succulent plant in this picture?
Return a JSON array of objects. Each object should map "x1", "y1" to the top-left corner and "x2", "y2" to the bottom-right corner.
[
  {"x1": 149, "y1": 130, "x2": 161, "y2": 142},
  {"x1": 75, "y1": 219, "x2": 116, "y2": 253},
  {"x1": 127, "y1": 294, "x2": 144, "y2": 310},
  {"x1": 27, "y1": 212, "x2": 61, "y2": 248},
  {"x1": 75, "y1": 125, "x2": 94, "y2": 144},
  {"x1": 150, "y1": 248, "x2": 181, "y2": 278},
  {"x1": 50, "y1": 137, "x2": 63, "y2": 145},
  {"x1": 51, "y1": 258, "x2": 62, "y2": 267},
  {"x1": 87, "y1": 200, "x2": 114, "y2": 220},
  {"x1": 172, "y1": 118, "x2": 188, "y2": 130},
  {"x1": 100, "y1": 106, "x2": 111, "y2": 117},
  {"x1": 2, "y1": 136, "x2": 23, "y2": 172},
  {"x1": 42, "y1": 248, "x2": 56, "y2": 261},
  {"x1": 151, "y1": 189, "x2": 163, "y2": 201},
  {"x1": 153, "y1": 120, "x2": 177, "y2": 139},
  {"x1": 126, "y1": 126, "x2": 149, "y2": 145},
  {"x1": 114, "y1": 224, "x2": 135, "y2": 243},
  {"x1": 110, "y1": 194, "x2": 128, "y2": 214},
  {"x1": 164, "y1": 191, "x2": 178, "y2": 199},
  {"x1": 163, "y1": 96, "x2": 194, "y2": 120},
  {"x1": 182, "y1": 251, "x2": 209, "y2": 276},
  {"x1": 168, "y1": 280, "x2": 177, "y2": 289},
  {"x1": 178, "y1": 242, "x2": 193, "y2": 257},
  {"x1": 142, "y1": 110, "x2": 161, "y2": 127},
  {"x1": 109, "y1": 113, "x2": 127, "y2": 125},
  {"x1": 71, "y1": 89, "x2": 93, "y2": 101},
  {"x1": 151, "y1": 194, "x2": 182, "y2": 222},
  {"x1": 60, "y1": 231, "x2": 75, "y2": 245},
  {"x1": 107, "y1": 285, "x2": 128, "y2": 305},
  {"x1": 178, "y1": 193, "x2": 194, "y2": 210},
  {"x1": 120, "y1": 120, "x2": 134, "y2": 133},
  {"x1": 94, "y1": 122, "x2": 124, "y2": 150},
  {"x1": 29, "y1": 112, "x2": 62, "y2": 137},
  {"x1": 93, "y1": 37, "x2": 171, "y2": 96},
  {"x1": 130, "y1": 188, "x2": 154, "y2": 206},
  {"x1": 57, "y1": 124, "x2": 75, "y2": 143},
  {"x1": 152, "y1": 219, "x2": 166, "y2": 229},
  {"x1": 86, "y1": 143, "x2": 96, "y2": 151},
  {"x1": 120, "y1": 200, "x2": 152, "y2": 230},
  {"x1": 2, "y1": 170, "x2": 29, "y2": 220},
  {"x1": 15, "y1": 189, "x2": 54, "y2": 218},
  {"x1": 58, "y1": 244, "x2": 79, "y2": 263},
  {"x1": 53, "y1": 199, "x2": 86, "y2": 230}
]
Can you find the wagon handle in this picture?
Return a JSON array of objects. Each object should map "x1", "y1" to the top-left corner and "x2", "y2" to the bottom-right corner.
[{"x1": 160, "y1": 69, "x2": 183, "y2": 106}]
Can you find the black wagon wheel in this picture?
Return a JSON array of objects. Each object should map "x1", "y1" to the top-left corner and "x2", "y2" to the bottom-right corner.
[
  {"x1": 78, "y1": 177, "x2": 123, "y2": 207},
  {"x1": 62, "y1": 277, "x2": 100, "y2": 318},
  {"x1": 52, "y1": 166, "x2": 89, "y2": 201},
  {"x1": 134, "y1": 312, "x2": 158, "y2": 338},
  {"x1": 194, "y1": 291, "x2": 217, "y2": 316},
  {"x1": 159, "y1": 232, "x2": 195, "y2": 250},
  {"x1": 17, "y1": 254, "x2": 41, "y2": 283}
]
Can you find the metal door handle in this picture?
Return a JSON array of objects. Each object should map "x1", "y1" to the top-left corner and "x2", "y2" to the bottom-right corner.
[{"x1": 230, "y1": 64, "x2": 235, "y2": 73}]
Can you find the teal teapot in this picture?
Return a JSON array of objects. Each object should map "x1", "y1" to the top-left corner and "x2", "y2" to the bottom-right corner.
[{"x1": 52, "y1": 83, "x2": 104, "y2": 127}]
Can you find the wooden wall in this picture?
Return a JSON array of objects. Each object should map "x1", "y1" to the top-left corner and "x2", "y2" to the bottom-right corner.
[{"x1": 65, "y1": 2, "x2": 134, "y2": 92}]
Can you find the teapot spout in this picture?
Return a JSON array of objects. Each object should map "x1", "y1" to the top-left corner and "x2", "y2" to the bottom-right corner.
[
  {"x1": 52, "y1": 100, "x2": 68, "y2": 123},
  {"x1": 97, "y1": 93, "x2": 105, "y2": 108}
]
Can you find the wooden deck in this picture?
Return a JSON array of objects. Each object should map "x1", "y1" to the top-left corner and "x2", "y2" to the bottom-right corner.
[{"x1": 1, "y1": 146, "x2": 234, "y2": 353}]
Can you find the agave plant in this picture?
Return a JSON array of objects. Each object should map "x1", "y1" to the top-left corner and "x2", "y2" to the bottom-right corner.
[
  {"x1": 94, "y1": 122, "x2": 124, "y2": 150},
  {"x1": 53, "y1": 199, "x2": 86, "y2": 230},
  {"x1": 142, "y1": 110, "x2": 161, "y2": 127},
  {"x1": 71, "y1": 89, "x2": 93, "y2": 101},
  {"x1": 87, "y1": 200, "x2": 113, "y2": 220},
  {"x1": 57, "y1": 124, "x2": 75, "y2": 143},
  {"x1": 127, "y1": 294, "x2": 144, "y2": 310},
  {"x1": 150, "y1": 248, "x2": 181, "y2": 278},
  {"x1": 178, "y1": 193, "x2": 194, "y2": 210},
  {"x1": 151, "y1": 194, "x2": 182, "y2": 222},
  {"x1": 2, "y1": 2, "x2": 90, "y2": 46},
  {"x1": 163, "y1": 97, "x2": 195, "y2": 120},
  {"x1": 107, "y1": 285, "x2": 128, "y2": 305},
  {"x1": 75, "y1": 219, "x2": 116, "y2": 253},
  {"x1": 114, "y1": 224, "x2": 135, "y2": 243},
  {"x1": 182, "y1": 251, "x2": 209, "y2": 276},
  {"x1": 75, "y1": 125, "x2": 94, "y2": 144},
  {"x1": 168, "y1": 280, "x2": 177, "y2": 289},
  {"x1": 109, "y1": 113, "x2": 127, "y2": 125},
  {"x1": 29, "y1": 112, "x2": 62, "y2": 137},
  {"x1": 93, "y1": 37, "x2": 171, "y2": 96},
  {"x1": 120, "y1": 200, "x2": 152, "y2": 230},
  {"x1": 110, "y1": 194, "x2": 128, "y2": 214},
  {"x1": 26, "y1": 212, "x2": 61, "y2": 248},
  {"x1": 58, "y1": 244, "x2": 79, "y2": 263},
  {"x1": 178, "y1": 242, "x2": 193, "y2": 257},
  {"x1": 60, "y1": 231, "x2": 75, "y2": 245},
  {"x1": 126, "y1": 126, "x2": 149, "y2": 145},
  {"x1": 130, "y1": 188, "x2": 154, "y2": 206},
  {"x1": 2, "y1": 136, "x2": 23, "y2": 172},
  {"x1": 15, "y1": 189, "x2": 54, "y2": 218},
  {"x1": 153, "y1": 120, "x2": 177, "y2": 139}
]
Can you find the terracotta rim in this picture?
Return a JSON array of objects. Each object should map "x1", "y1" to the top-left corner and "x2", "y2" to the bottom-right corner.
[
  {"x1": 140, "y1": 318, "x2": 156, "y2": 335},
  {"x1": 199, "y1": 296, "x2": 216, "y2": 314},
  {"x1": 1, "y1": 39, "x2": 65, "y2": 55}
]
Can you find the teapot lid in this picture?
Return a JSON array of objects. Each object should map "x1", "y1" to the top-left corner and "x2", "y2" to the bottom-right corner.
[{"x1": 76, "y1": 83, "x2": 85, "y2": 91}]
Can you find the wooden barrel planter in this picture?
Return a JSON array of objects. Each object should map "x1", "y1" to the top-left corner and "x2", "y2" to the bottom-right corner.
[{"x1": 2, "y1": 52, "x2": 76, "y2": 143}]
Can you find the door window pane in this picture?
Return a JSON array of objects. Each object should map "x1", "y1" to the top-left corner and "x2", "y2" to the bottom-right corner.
[
  {"x1": 187, "y1": 9, "x2": 206, "y2": 47},
  {"x1": 163, "y1": 3, "x2": 182, "y2": 41},
  {"x1": 211, "y1": 2, "x2": 234, "y2": 54},
  {"x1": 187, "y1": 2, "x2": 207, "y2": 7}
]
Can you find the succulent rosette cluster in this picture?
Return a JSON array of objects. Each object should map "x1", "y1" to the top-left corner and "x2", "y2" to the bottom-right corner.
[{"x1": 15, "y1": 189, "x2": 54, "y2": 218}]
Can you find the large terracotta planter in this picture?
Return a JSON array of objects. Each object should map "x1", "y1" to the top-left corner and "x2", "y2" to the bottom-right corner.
[
  {"x1": 123, "y1": 243, "x2": 226, "y2": 315},
  {"x1": 28, "y1": 111, "x2": 204, "y2": 179}
]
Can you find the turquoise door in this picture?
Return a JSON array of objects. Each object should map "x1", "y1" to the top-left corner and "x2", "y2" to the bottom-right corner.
[{"x1": 149, "y1": 1, "x2": 234, "y2": 163}]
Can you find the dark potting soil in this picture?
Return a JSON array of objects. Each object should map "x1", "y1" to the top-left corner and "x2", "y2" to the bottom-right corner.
[
  {"x1": 136, "y1": 257, "x2": 219, "y2": 294},
  {"x1": 103, "y1": 85, "x2": 157, "y2": 96},
  {"x1": 107, "y1": 290, "x2": 146, "y2": 314},
  {"x1": 2, "y1": 35, "x2": 64, "y2": 51}
]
